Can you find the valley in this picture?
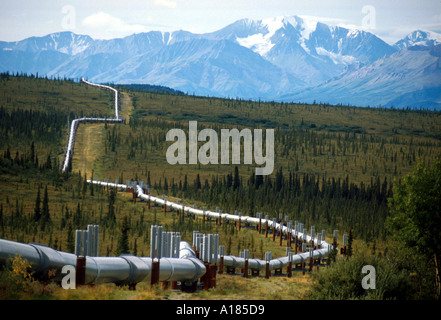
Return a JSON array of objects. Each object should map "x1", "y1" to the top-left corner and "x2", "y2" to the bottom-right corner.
[{"x1": 0, "y1": 74, "x2": 440, "y2": 300}]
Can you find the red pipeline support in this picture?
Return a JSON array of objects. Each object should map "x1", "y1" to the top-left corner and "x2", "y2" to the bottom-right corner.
[
  {"x1": 294, "y1": 236, "x2": 298, "y2": 254},
  {"x1": 151, "y1": 260, "x2": 160, "y2": 287},
  {"x1": 75, "y1": 256, "x2": 86, "y2": 287},
  {"x1": 265, "y1": 221, "x2": 268, "y2": 238},
  {"x1": 287, "y1": 261, "x2": 293, "y2": 278},
  {"x1": 210, "y1": 264, "x2": 217, "y2": 288},
  {"x1": 243, "y1": 259, "x2": 249, "y2": 278}
]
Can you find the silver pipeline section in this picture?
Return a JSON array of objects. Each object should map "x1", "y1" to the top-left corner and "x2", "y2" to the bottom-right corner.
[
  {"x1": 60, "y1": 78, "x2": 123, "y2": 173},
  {"x1": 0, "y1": 238, "x2": 205, "y2": 286},
  {"x1": 87, "y1": 180, "x2": 334, "y2": 272}
]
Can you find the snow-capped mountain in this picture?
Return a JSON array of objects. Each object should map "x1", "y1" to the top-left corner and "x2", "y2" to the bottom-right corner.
[
  {"x1": 0, "y1": 31, "x2": 93, "y2": 55},
  {"x1": 394, "y1": 30, "x2": 441, "y2": 50},
  {"x1": 0, "y1": 16, "x2": 440, "y2": 109},
  {"x1": 205, "y1": 16, "x2": 397, "y2": 86},
  {"x1": 279, "y1": 44, "x2": 441, "y2": 109}
]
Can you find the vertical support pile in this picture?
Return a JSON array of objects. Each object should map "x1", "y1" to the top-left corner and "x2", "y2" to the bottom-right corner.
[
  {"x1": 218, "y1": 245, "x2": 225, "y2": 274},
  {"x1": 265, "y1": 215, "x2": 269, "y2": 238},
  {"x1": 342, "y1": 233, "x2": 348, "y2": 256},
  {"x1": 238, "y1": 212, "x2": 242, "y2": 231},
  {"x1": 193, "y1": 231, "x2": 219, "y2": 290},
  {"x1": 163, "y1": 195, "x2": 167, "y2": 215},
  {"x1": 150, "y1": 225, "x2": 162, "y2": 287},
  {"x1": 74, "y1": 225, "x2": 100, "y2": 287},
  {"x1": 265, "y1": 251, "x2": 272, "y2": 279},
  {"x1": 272, "y1": 218, "x2": 277, "y2": 242},
  {"x1": 242, "y1": 249, "x2": 249, "y2": 278},
  {"x1": 286, "y1": 248, "x2": 293, "y2": 278}
]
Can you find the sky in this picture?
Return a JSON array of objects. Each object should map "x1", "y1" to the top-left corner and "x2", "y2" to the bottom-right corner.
[{"x1": 0, "y1": 0, "x2": 440, "y2": 44}]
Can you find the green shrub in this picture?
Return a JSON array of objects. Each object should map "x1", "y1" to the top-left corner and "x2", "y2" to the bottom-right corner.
[{"x1": 307, "y1": 245, "x2": 414, "y2": 300}]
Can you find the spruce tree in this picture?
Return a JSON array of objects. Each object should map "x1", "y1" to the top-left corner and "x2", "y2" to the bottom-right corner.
[
  {"x1": 41, "y1": 185, "x2": 50, "y2": 225},
  {"x1": 347, "y1": 229, "x2": 353, "y2": 257},
  {"x1": 90, "y1": 170, "x2": 94, "y2": 196},
  {"x1": 66, "y1": 222, "x2": 75, "y2": 253},
  {"x1": 116, "y1": 216, "x2": 130, "y2": 255},
  {"x1": 107, "y1": 189, "x2": 116, "y2": 224},
  {"x1": 133, "y1": 238, "x2": 138, "y2": 256},
  {"x1": 233, "y1": 166, "x2": 240, "y2": 190},
  {"x1": 73, "y1": 203, "x2": 82, "y2": 229},
  {"x1": 0, "y1": 203, "x2": 3, "y2": 230},
  {"x1": 33, "y1": 186, "x2": 41, "y2": 222},
  {"x1": 327, "y1": 237, "x2": 338, "y2": 266}
]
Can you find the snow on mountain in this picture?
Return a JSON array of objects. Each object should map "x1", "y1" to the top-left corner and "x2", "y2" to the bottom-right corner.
[
  {"x1": 0, "y1": 31, "x2": 93, "y2": 55},
  {"x1": 279, "y1": 44, "x2": 441, "y2": 109},
  {"x1": 394, "y1": 30, "x2": 441, "y2": 50},
  {"x1": 230, "y1": 16, "x2": 397, "y2": 87},
  {"x1": 90, "y1": 38, "x2": 304, "y2": 99},
  {"x1": 315, "y1": 47, "x2": 357, "y2": 65},
  {"x1": 235, "y1": 16, "x2": 290, "y2": 56},
  {"x1": 0, "y1": 16, "x2": 440, "y2": 108}
]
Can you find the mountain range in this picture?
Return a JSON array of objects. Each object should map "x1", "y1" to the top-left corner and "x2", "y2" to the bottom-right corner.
[{"x1": 1, "y1": 16, "x2": 440, "y2": 109}]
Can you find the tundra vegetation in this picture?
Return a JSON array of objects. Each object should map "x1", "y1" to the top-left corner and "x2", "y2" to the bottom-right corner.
[{"x1": 0, "y1": 73, "x2": 440, "y2": 299}]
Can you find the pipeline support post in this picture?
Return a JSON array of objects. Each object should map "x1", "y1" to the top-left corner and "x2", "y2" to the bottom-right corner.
[
  {"x1": 132, "y1": 189, "x2": 136, "y2": 203},
  {"x1": 279, "y1": 226, "x2": 283, "y2": 246},
  {"x1": 202, "y1": 262, "x2": 210, "y2": 290},
  {"x1": 163, "y1": 195, "x2": 167, "y2": 215},
  {"x1": 287, "y1": 261, "x2": 293, "y2": 278},
  {"x1": 219, "y1": 256, "x2": 224, "y2": 274},
  {"x1": 265, "y1": 262, "x2": 270, "y2": 279},
  {"x1": 210, "y1": 264, "x2": 217, "y2": 288},
  {"x1": 75, "y1": 256, "x2": 86, "y2": 287},
  {"x1": 265, "y1": 251, "x2": 271, "y2": 279},
  {"x1": 265, "y1": 220, "x2": 268, "y2": 238},
  {"x1": 243, "y1": 259, "x2": 249, "y2": 278},
  {"x1": 151, "y1": 260, "x2": 160, "y2": 287}
]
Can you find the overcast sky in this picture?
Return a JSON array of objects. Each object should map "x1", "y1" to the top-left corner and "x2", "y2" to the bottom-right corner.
[{"x1": 0, "y1": 0, "x2": 440, "y2": 44}]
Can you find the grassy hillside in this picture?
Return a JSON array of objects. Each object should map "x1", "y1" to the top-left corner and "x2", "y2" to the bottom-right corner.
[{"x1": 79, "y1": 85, "x2": 441, "y2": 241}]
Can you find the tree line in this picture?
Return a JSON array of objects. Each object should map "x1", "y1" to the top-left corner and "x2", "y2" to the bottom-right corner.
[{"x1": 152, "y1": 166, "x2": 392, "y2": 242}]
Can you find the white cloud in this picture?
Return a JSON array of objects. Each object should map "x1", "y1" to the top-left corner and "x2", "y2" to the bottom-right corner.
[
  {"x1": 81, "y1": 12, "x2": 150, "y2": 39},
  {"x1": 153, "y1": 0, "x2": 177, "y2": 9}
]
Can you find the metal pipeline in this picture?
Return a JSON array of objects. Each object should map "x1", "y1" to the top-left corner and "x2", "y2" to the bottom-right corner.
[
  {"x1": 0, "y1": 238, "x2": 206, "y2": 285},
  {"x1": 60, "y1": 78, "x2": 123, "y2": 173},
  {"x1": 81, "y1": 78, "x2": 120, "y2": 121},
  {"x1": 54, "y1": 78, "x2": 333, "y2": 285},
  {"x1": 86, "y1": 180, "x2": 333, "y2": 272}
]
